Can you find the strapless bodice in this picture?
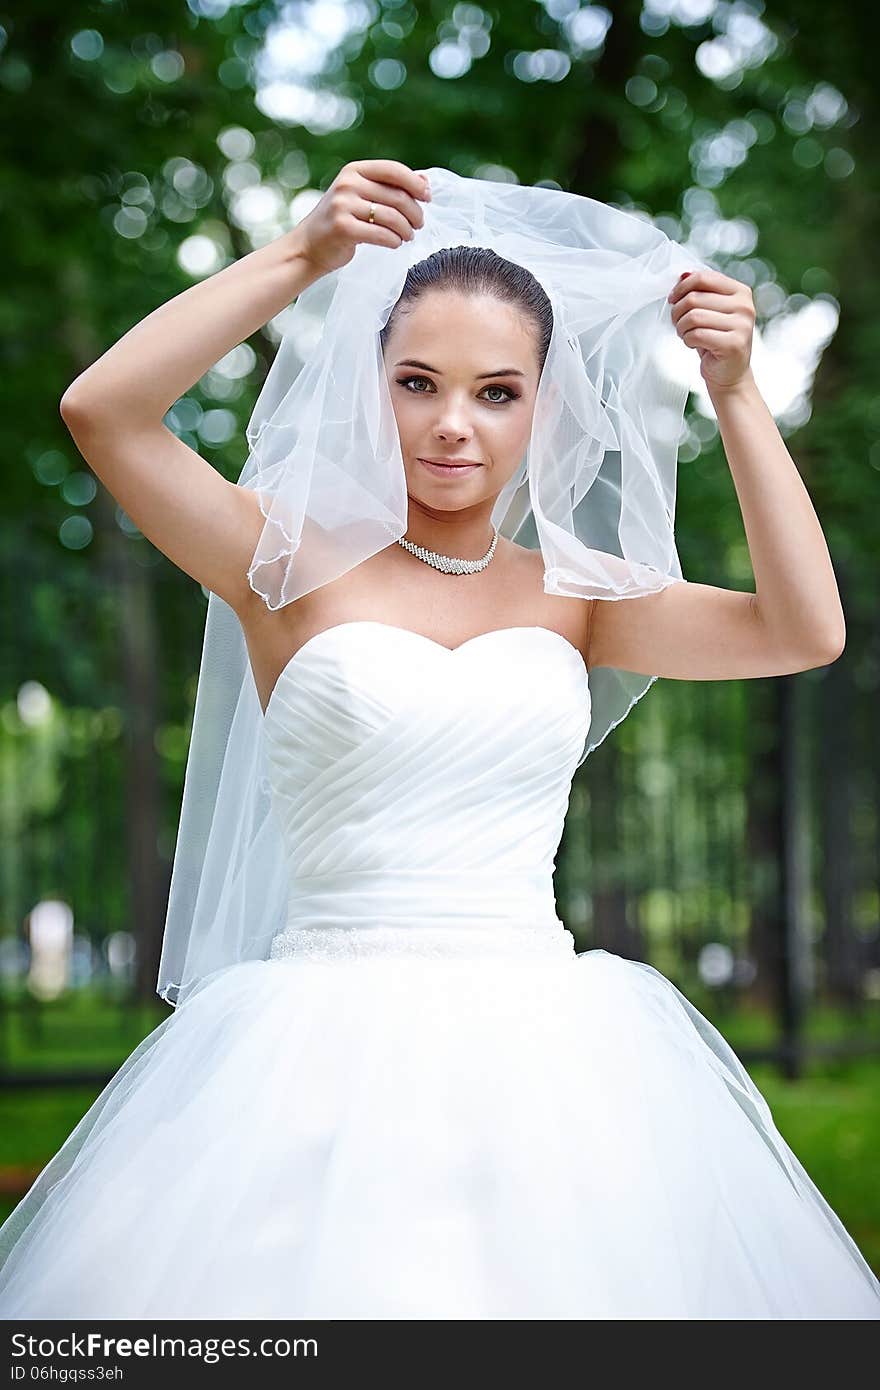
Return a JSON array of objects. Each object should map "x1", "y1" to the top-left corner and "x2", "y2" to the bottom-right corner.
[{"x1": 261, "y1": 621, "x2": 591, "y2": 960}]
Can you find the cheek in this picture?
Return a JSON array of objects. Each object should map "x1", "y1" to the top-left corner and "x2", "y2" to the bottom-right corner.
[
  {"x1": 388, "y1": 395, "x2": 415, "y2": 440},
  {"x1": 497, "y1": 406, "x2": 533, "y2": 450}
]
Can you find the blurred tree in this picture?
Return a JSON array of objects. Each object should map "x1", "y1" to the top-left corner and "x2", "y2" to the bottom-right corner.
[{"x1": 1, "y1": 0, "x2": 877, "y2": 1013}]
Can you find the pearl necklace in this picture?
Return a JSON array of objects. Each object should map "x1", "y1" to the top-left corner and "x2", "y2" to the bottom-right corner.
[{"x1": 396, "y1": 526, "x2": 499, "y2": 575}]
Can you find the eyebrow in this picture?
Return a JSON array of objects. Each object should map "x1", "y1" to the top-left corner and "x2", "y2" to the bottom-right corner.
[{"x1": 394, "y1": 358, "x2": 527, "y2": 379}]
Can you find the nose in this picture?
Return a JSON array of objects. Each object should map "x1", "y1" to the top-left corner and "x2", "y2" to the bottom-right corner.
[{"x1": 432, "y1": 409, "x2": 474, "y2": 445}]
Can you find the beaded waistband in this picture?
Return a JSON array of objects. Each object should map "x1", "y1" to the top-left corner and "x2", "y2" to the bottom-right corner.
[
  {"x1": 269, "y1": 921, "x2": 575, "y2": 962},
  {"x1": 271, "y1": 866, "x2": 569, "y2": 961}
]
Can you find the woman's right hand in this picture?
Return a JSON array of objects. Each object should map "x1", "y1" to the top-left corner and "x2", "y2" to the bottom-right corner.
[{"x1": 291, "y1": 159, "x2": 432, "y2": 277}]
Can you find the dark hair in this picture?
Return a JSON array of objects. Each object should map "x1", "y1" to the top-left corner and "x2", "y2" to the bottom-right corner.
[{"x1": 379, "y1": 244, "x2": 553, "y2": 373}]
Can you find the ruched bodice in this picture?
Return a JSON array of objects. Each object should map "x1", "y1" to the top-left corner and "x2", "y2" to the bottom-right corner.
[
  {"x1": 4, "y1": 623, "x2": 879, "y2": 1321},
  {"x1": 260, "y1": 621, "x2": 591, "y2": 959}
]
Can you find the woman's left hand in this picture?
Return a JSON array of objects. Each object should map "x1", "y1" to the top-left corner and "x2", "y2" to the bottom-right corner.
[{"x1": 667, "y1": 268, "x2": 756, "y2": 393}]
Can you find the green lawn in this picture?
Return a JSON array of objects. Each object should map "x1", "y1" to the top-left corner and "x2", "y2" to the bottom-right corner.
[
  {"x1": 1, "y1": 989, "x2": 878, "y2": 1279},
  {"x1": 742, "y1": 1057, "x2": 880, "y2": 1274}
]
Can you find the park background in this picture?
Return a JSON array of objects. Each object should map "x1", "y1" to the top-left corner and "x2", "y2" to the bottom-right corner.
[{"x1": 1, "y1": 0, "x2": 878, "y2": 1273}]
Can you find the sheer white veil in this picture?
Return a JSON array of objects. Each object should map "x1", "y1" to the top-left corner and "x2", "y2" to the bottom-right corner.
[{"x1": 157, "y1": 166, "x2": 711, "y2": 1006}]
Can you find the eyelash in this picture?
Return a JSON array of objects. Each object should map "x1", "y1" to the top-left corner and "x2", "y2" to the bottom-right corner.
[{"x1": 395, "y1": 375, "x2": 520, "y2": 405}]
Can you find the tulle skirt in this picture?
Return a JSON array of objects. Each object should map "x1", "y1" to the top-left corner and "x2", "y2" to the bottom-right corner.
[{"x1": 1, "y1": 944, "x2": 878, "y2": 1320}]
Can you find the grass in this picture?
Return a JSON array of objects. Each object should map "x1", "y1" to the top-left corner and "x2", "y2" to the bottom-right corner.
[{"x1": 743, "y1": 1057, "x2": 880, "y2": 1273}]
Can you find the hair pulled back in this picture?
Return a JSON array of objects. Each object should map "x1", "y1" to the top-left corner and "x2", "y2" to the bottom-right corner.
[{"x1": 379, "y1": 244, "x2": 553, "y2": 372}]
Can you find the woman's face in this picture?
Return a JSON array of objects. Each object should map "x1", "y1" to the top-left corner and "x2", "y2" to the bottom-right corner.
[{"x1": 382, "y1": 290, "x2": 542, "y2": 516}]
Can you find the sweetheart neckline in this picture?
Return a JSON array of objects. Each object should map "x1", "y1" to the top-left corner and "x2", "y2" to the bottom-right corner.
[{"x1": 260, "y1": 620, "x2": 589, "y2": 724}]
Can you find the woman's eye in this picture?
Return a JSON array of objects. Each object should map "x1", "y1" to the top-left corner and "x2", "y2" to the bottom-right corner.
[{"x1": 395, "y1": 376, "x2": 518, "y2": 404}]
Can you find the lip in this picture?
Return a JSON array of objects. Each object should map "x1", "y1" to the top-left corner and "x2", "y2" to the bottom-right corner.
[{"x1": 418, "y1": 457, "x2": 483, "y2": 476}]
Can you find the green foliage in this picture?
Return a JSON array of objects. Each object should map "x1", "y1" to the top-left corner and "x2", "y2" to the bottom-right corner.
[
  {"x1": 2, "y1": 0, "x2": 879, "y2": 1164},
  {"x1": 748, "y1": 1057, "x2": 880, "y2": 1272}
]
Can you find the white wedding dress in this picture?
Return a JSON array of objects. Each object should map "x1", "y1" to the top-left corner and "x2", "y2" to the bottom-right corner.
[{"x1": 1, "y1": 620, "x2": 879, "y2": 1320}]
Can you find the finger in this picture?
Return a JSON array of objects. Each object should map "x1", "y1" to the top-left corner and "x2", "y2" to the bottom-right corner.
[
  {"x1": 350, "y1": 215, "x2": 408, "y2": 251},
  {"x1": 669, "y1": 269, "x2": 740, "y2": 303},
  {"x1": 353, "y1": 173, "x2": 426, "y2": 231},
  {"x1": 670, "y1": 291, "x2": 745, "y2": 317},
  {"x1": 674, "y1": 308, "x2": 748, "y2": 332},
  {"x1": 354, "y1": 198, "x2": 415, "y2": 243},
  {"x1": 681, "y1": 327, "x2": 734, "y2": 349},
  {"x1": 350, "y1": 159, "x2": 429, "y2": 203}
]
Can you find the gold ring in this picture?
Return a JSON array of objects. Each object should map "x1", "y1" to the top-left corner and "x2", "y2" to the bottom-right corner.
[{"x1": 367, "y1": 203, "x2": 376, "y2": 223}]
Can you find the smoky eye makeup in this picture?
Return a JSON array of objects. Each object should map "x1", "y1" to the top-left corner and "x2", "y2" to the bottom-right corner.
[{"x1": 394, "y1": 374, "x2": 521, "y2": 403}]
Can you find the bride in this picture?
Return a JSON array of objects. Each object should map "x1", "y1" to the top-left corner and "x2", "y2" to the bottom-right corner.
[{"x1": 1, "y1": 158, "x2": 878, "y2": 1319}]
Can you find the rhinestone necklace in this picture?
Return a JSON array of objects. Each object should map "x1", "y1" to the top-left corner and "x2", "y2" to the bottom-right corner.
[{"x1": 396, "y1": 526, "x2": 499, "y2": 575}]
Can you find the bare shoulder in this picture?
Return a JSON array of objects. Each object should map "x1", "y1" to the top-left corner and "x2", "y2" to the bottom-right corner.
[
  {"x1": 504, "y1": 540, "x2": 544, "y2": 576},
  {"x1": 504, "y1": 540, "x2": 595, "y2": 667}
]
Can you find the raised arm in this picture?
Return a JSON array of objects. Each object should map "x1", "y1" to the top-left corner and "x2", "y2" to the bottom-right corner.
[
  {"x1": 59, "y1": 159, "x2": 432, "y2": 614},
  {"x1": 590, "y1": 268, "x2": 846, "y2": 680}
]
